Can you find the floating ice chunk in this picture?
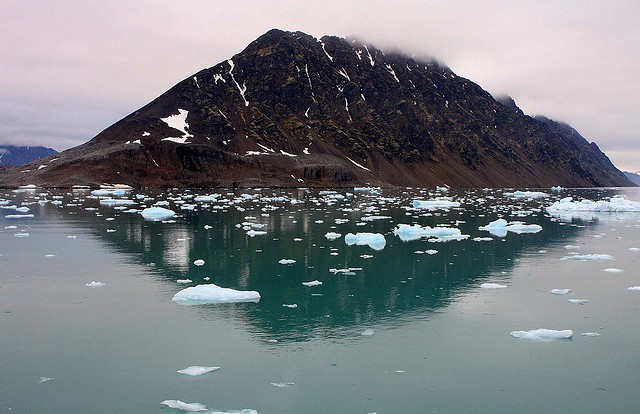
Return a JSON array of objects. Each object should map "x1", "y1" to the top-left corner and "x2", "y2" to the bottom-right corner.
[
  {"x1": 100, "y1": 198, "x2": 135, "y2": 206},
  {"x1": 302, "y1": 280, "x2": 322, "y2": 287},
  {"x1": 394, "y1": 224, "x2": 464, "y2": 242},
  {"x1": 564, "y1": 245, "x2": 580, "y2": 250},
  {"x1": 505, "y1": 191, "x2": 549, "y2": 199},
  {"x1": 627, "y1": 286, "x2": 640, "y2": 291},
  {"x1": 38, "y1": 377, "x2": 55, "y2": 383},
  {"x1": 561, "y1": 254, "x2": 614, "y2": 261},
  {"x1": 173, "y1": 283, "x2": 260, "y2": 304},
  {"x1": 325, "y1": 232, "x2": 341, "y2": 240},
  {"x1": 279, "y1": 259, "x2": 296, "y2": 265},
  {"x1": 480, "y1": 283, "x2": 507, "y2": 289},
  {"x1": 15, "y1": 206, "x2": 30, "y2": 212},
  {"x1": 424, "y1": 249, "x2": 438, "y2": 255},
  {"x1": 473, "y1": 237, "x2": 493, "y2": 242},
  {"x1": 91, "y1": 189, "x2": 127, "y2": 196},
  {"x1": 5, "y1": 214, "x2": 34, "y2": 219},
  {"x1": 271, "y1": 382, "x2": 294, "y2": 388},
  {"x1": 602, "y1": 268, "x2": 623, "y2": 273},
  {"x1": 551, "y1": 186, "x2": 563, "y2": 191},
  {"x1": 510, "y1": 329, "x2": 573, "y2": 340},
  {"x1": 14, "y1": 232, "x2": 29, "y2": 237},
  {"x1": 160, "y1": 400, "x2": 207, "y2": 412},
  {"x1": 140, "y1": 207, "x2": 176, "y2": 221},
  {"x1": 177, "y1": 279, "x2": 192, "y2": 284},
  {"x1": 629, "y1": 247, "x2": 640, "y2": 252},
  {"x1": 86, "y1": 281, "x2": 106, "y2": 288},
  {"x1": 283, "y1": 304, "x2": 297, "y2": 308},
  {"x1": 344, "y1": 232, "x2": 386, "y2": 250},
  {"x1": 412, "y1": 197, "x2": 460, "y2": 210},
  {"x1": 177, "y1": 366, "x2": 220, "y2": 376},
  {"x1": 547, "y1": 196, "x2": 640, "y2": 220},
  {"x1": 568, "y1": 299, "x2": 589, "y2": 304},
  {"x1": 580, "y1": 332, "x2": 600, "y2": 337},
  {"x1": 193, "y1": 259, "x2": 205, "y2": 266},
  {"x1": 551, "y1": 289, "x2": 571, "y2": 295},
  {"x1": 361, "y1": 329, "x2": 375, "y2": 336},
  {"x1": 478, "y1": 219, "x2": 542, "y2": 237}
]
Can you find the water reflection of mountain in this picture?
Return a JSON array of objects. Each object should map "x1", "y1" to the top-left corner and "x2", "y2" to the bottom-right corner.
[{"x1": 32, "y1": 188, "x2": 621, "y2": 342}]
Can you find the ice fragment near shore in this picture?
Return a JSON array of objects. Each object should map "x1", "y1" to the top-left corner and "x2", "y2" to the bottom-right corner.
[
  {"x1": 160, "y1": 400, "x2": 207, "y2": 411},
  {"x1": 344, "y1": 232, "x2": 386, "y2": 250},
  {"x1": 173, "y1": 283, "x2": 260, "y2": 304},
  {"x1": 510, "y1": 329, "x2": 573, "y2": 340},
  {"x1": 177, "y1": 366, "x2": 220, "y2": 376},
  {"x1": 140, "y1": 207, "x2": 176, "y2": 221}
]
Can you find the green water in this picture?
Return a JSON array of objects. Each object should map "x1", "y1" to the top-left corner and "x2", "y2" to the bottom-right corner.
[{"x1": 1, "y1": 187, "x2": 639, "y2": 413}]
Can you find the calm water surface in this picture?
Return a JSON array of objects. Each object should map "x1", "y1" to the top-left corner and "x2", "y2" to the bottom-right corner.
[{"x1": 1, "y1": 187, "x2": 639, "y2": 413}]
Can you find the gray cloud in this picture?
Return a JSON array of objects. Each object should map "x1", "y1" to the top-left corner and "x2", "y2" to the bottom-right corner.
[{"x1": 1, "y1": 0, "x2": 639, "y2": 171}]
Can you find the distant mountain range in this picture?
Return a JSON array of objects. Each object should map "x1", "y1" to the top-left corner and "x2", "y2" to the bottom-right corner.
[
  {"x1": 623, "y1": 171, "x2": 640, "y2": 186},
  {"x1": 0, "y1": 145, "x2": 57, "y2": 166},
  {"x1": 0, "y1": 29, "x2": 633, "y2": 188}
]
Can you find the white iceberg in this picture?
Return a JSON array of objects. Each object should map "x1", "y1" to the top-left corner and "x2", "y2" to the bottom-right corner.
[
  {"x1": 627, "y1": 286, "x2": 640, "y2": 291},
  {"x1": 177, "y1": 366, "x2": 220, "y2": 376},
  {"x1": 393, "y1": 224, "x2": 465, "y2": 242},
  {"x1": 160, "y1": 400, "x2": 207, "y2": 412},
  {"x1": 302, "y1": 280, "x2": 322, "y2": 287},
  {"x1": 86, "y1": 281, "x2": 106, "y2": 288},
  {"x1": 279, "y1": 259, "x2": 296, "y2": 265},
  {"x1": 480, "y1": 283, "x2": 507, "y2": 289},
  {"x1": 325, "y1": 232, "x2": 342, "y2": 240},
  {"x1": 412, "y1": 197, "x2": 460, "y2": 210},
  {"x1": 510, "y1": 329, "x2": 573, "y2": 340},
  {"x1": 602, "y1": 268, "x2": 622, "y2": 273},
  {"x1": 193, "y1": 259, "x2": 205, "y2": 266},
  {"x1": 5, "y1": 214, "x2": 34, "y2": 219},
  {"x1": 177, "y1": 279, "x2": 192, "y2": 284},
  {"x1": 344, "y1": 232, "x2": 386, "y2": 250},
  {"x1": 551, "y1": 289, "x2": 571, "y2": 295},
  {"x1": 140, "y1": 207, "x2": 176, "y2": 221},
  {"x1": 561, "y1": 254, "x2": 614, "y2": 261},
  {"x1": 172, "y1": 283, "x2": 260, "y2": 304},
  {"x1": 548, "y1": 196, "x2": 640, "y2": 213},
  {"x1": 478, "y1": 219, "x2": 542, "y2": 237}
]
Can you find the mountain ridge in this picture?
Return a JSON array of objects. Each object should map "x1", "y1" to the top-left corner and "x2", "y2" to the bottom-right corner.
[{"x1": 0, "y1": 29, "x2": 633, "y2": 188}]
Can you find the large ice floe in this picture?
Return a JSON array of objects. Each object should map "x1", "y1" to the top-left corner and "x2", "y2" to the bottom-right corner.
[
  {"x1": 478, "y1": 219, "x2": 542, "y2": 238},
  {"x1": 547, "y1": 196, "x2": 640, "y2": 221},
  {"x1": 140, "y1": 207, "x2": 176, "y2": 221},
  {"x1": 510, "y1": 329, "x2": 573, "y2": 340},
  {"x1": 393, "y1": 224, "x2": 468, "y2": 242},
  {"x1": 172, "y1": 283, "x2": 260, "y2": 304},
  {"x1": 412, "y1": 197, "x2": 460, "y2": 210},
  {"x1": 344, "y1": 232, "x2": 386, "y2": 250}
]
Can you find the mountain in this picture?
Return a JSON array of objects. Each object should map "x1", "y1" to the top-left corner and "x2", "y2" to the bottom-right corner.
[
  {"x1": 0, "y1": 29, "x2": 633, "y2": 188},
  {"x1": 623, "y1": 171, "x2": 640, "y2": 186},
  {"x1": 0, "y1": 146, "x2": 57, "y2": 166}
]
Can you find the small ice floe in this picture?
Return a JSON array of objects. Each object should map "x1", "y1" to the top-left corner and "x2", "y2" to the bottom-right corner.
[
  {"x1": 279, "y1": 259, "x2": 296, "y2": 265},
  {"x1": 302, "y1": 280, "x2": 322, "y2": 287},
  {"x1": 626, "y1": 286, "x2": 640, "y2": 291},
  {"x1": 246, "y1": 229, "x2": 267, "y2": 237},
  {"x1": 412, "y1": 197, "x2": 460, "y2": 210},
  {"x1": 564, "y1": 245, "x2": 580, "y2": 250},
  {"x1": 14, "y1": 233, "x2": 29, "y2": 237},
  {"x1": 505, "y1": 191, "x2": 549, "y2": 199},
  {"x1": 393, "y1": 224, "x2": 466, "y2": 242},
  {"x1": 177, "y1": 279, "x2": 192, "y2": 284},
  {"x1": 45, "y1": 254, "x2": 55, "y2": 258},
  {"x1": 510, "y1": 329, "x2": 573, "y2": 340},
  {"x1": 271, "y1": 382, "x2": 294, "y2": 388},
  {"x1": 67, "y1": 235, "x2": 77, "y2": 239},
  {"x1": 551, "y1": 186, "x2": 563, "y2": 192},
  {"x1": 38, "y1": 377, "x2": 55, "y2": 383},
  {"x1": 581, "y1": 332, "x2": 600, "y2": 337},
  {"x1": 85, "y1": 281, "x2": 105, "y2": 288},
  {"x1": 478, "y1": 219, "x2": 542, "y2": 237},
  {"x1": 480, "y1": 283, "x2": 507, "y2": 289},
  {"x1": 360, "y1": 254, "x2": 374, "y2": 259},
  {"x1": 561, "y1": 254, "x2": 614, "y2": 261},
  {"x1": 140, "y1": 207, "x2": 176, "y2": 221},
  {"x1": 551, "y1": 289, "x2": 571, "y2": 295},
  {"x1": 283, "y1": 304, "x2": 298, "y2": 308},
  {"x1": 160, "y1": 400, "x2": 207, "y2": 412},
  {"x1": 602, "y1": 268, "x2": 622, "y2": 273},
  {"x1": 568, "y1": 299, "x2": 589, "y2": 304},
  {"x1": 361, "y1": 329, "x2": 375, "y2": 336},
  {"x1": 4, "y1": 225, "x2": 17, "y2": 229},
  {"x1": 193, "y1": 259, "x2": 205, "y2": 266},
  {"x1": 325, "y1": 232, "x2": 342, "y2": 240},
  {"x1": 172, "y1": 283, "x2": 260, "y2": 304},
  {"x1": 344, "y1": 232, "x2": 386, "y2": 250},
  {"x1": 5, "y1": 214, "x2": 34, "y2": 219},
  {"x1": 177, "y1": 366, "x2": 220, "y2": 376},
  {"x1": 473, "y1": 237, "x2": 493, "y2": 242},
  {"x1": 629, "y1": 247, "x2": 640, "y2": 252}
]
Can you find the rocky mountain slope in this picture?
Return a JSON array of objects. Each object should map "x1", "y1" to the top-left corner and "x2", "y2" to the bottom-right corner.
[
  {"x1": 0, "y1": 29, "x2": 632, "y2": 188},
  {"x1": 0, "y1": 146, "x2": 57, "y2": 166},
  {"x1": 623, "y1": 171, "x2": 640, "y2": 186}
]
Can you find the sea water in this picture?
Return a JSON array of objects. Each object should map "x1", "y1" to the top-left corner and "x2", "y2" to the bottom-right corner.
[{"x1": 1, "y1": 186, "x2": 639, "y2": 413}]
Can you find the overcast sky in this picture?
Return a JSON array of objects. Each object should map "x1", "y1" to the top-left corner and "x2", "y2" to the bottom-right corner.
[{"x1": 2, "y1": 0, "x2": 638, "y2": 171}]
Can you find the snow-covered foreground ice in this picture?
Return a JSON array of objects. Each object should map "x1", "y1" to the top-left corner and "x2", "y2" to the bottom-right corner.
[
  {"x1": 510, "y1": 329, "x2": 573, "y2": 340},
  {"x1": 172, "y1": 284, "x2": 260, "y2": 304}
]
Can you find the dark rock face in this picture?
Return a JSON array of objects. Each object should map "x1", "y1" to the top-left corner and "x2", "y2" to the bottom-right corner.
[
  {"x1": 0, "y1": 146, "x2": 57, "y2": 166},
  {"x1": 0, "y1": 29, "x2": 633, "y2": 188}
]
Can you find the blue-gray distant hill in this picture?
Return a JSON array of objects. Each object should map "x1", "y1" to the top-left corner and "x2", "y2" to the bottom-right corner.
[
  {"x1": 0, "y1": 146, "x2": 57, "y2": 166},
  {"x1": 623, "y1": 171, "x2": 640, "y2": 186},
  {"x1": 0, "y1": 29, "x2": 633, "y2": 187}
]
